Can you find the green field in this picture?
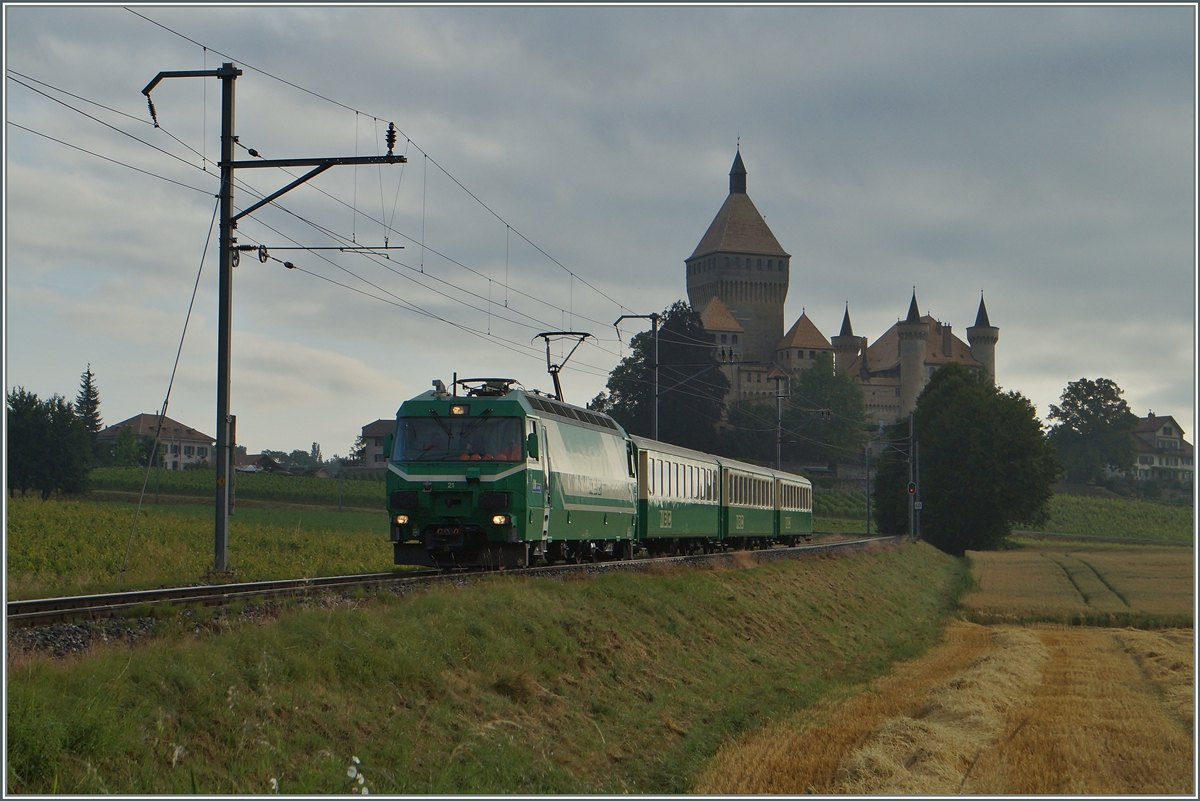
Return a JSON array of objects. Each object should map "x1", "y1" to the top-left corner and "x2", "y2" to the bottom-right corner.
[
  {"x1": 1026, "y1": 494, "x2": 1194, "y2": 542},
  {"x1": 6, "y1": 497, "x2": 395, "y2": 600},
  {"x1": 6, "y1": 541, "x2": 966, "y2": 794},
  {"x1": 87, "y1": 467, "x2": 386, "y2": 507}
]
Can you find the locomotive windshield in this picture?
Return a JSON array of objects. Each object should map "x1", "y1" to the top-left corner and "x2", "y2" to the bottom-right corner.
[{"x1": 394, "y1": 415, "x2": 524, "y2": 462}]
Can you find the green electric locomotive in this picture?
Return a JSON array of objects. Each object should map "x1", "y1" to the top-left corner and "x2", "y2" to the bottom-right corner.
[
  {"x1": 386, "y1": 377, "x2": 813, "y2": 569},
  {"x1": 387, "y1": 378, "x2": 637, "y2": 568}
]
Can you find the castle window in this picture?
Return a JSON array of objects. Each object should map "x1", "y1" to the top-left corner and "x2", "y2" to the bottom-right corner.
[
  {"x1": 810, "y1": 351, "x2": 816, "y2": 359},
  {"x1": 1164, "y1": 426, "x2": 1173, "y2": 435},
  {"x1": 732, "y1": 335, "x2": 738, "y2": 344},
  {"x1": 757, "y1": 259, "x2": 763, "y2": 270},
  {"x1": 724, "y1": 257, "x2": 729, "y2": 268},
  {"x1": 768, "y1": 259, "x2": 773, "y2": 270},
  {"x1": 797, "y1": 350, "x2": 804, "y2": 359},
  {"x1": 720, "y1": 334, "x2": 727, "y2": 343}
]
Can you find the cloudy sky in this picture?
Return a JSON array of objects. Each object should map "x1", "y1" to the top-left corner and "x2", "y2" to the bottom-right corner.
[{"x1": 5, "y1": 5, "x2": 1195, "y2": 457}]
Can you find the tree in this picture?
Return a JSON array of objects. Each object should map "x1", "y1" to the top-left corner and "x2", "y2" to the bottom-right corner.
[
  {"x1": 784, "y1": 352, "x2": 868, "y2": 465},
  {"x1": 74, "y1": 364, "x2": 103, "y2": 461},
  {"x1": 1047, "y1": 377, "x2": 1138, "y2": 484},
  {"x1": 5, "y1": 387, "x2": 89, "y2": 499},
  {"x1": 113, "y1": 425, "x2": 141, "y2": 467},
  {"x1": 348, "y1": 435, "x2": 367, "y2": 462},
  {"x1": 590, "y1": 301, "x2": 728, "y2": 451},
  {"x1": 875, "y1": 362, "x2": 1061, "y2": 555},
  {"x1": 6, "y1": 387, "x2": 45, "y2": 496}
]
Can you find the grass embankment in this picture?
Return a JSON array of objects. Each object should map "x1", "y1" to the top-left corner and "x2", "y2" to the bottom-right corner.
[
  {"x1": 87, "y1": 467, "x2": 386, "y2": 507},
  {"x1": 6, "y1": 497, "x2": 394, "y2": 600},
  {"x1": 6, "y1": 541, "x2": 967, "y2": 794}
]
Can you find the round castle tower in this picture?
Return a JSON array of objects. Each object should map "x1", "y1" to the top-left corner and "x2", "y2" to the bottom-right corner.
[
  {"x1": 897, "y1": 291, "x2": 928, "y2": 417},
  {"x1": 966, "y1": 293, "x2": 999, "y2": 385},
  {"x1": 685, "y1": 150, "x2": 790, "y2": 366}
]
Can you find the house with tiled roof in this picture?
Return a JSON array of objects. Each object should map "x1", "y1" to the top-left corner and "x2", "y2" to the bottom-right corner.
[
  {"x1": 97, "y1": 413, "x2": 214, "y2": 470},
  {"x1": 1133, "y1": 413, "x2": 1193, "y2": 484}
]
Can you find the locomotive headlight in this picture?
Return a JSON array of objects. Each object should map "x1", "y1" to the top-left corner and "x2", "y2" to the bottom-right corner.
[
  {"x1": 449, "y1": 404, "x2": 469, "y2": 415},
  {"x1": 491, "y1": 514, "x2": 511, "y2": 526},
  {"x1": 393, "y1": 514, "x2": 410, "y2": 525}
]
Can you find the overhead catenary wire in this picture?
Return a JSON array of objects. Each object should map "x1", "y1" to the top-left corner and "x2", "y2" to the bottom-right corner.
[
  {"x1": 124, "y1": 7, "x2": 632, "y2": 315},
  {"x1": 119, "y1": 196, "x2": 220, "y2": 583},
  {"x1": 11, "y1": 63, "x2": 627, "y2": 342}
]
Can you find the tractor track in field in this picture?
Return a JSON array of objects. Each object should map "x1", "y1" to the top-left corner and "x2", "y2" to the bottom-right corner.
[{"x1": 7, "y1": 535, "x2": 905, "y2": 654}]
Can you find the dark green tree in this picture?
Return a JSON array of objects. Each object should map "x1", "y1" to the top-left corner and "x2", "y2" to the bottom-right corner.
[
  {"x1": 871, "y1": 419, "x2": 914, "y2": 537},
  {"x1": 74, "y1": 364, "x2": 103, "y2": 461},
  {"x1": 591, "y1": 301, "x2": 728, "y2": 452},
  {"x1": 113, "y1": 426, "x2": 142, "y2": 467},
  {"x1": 876, "y1": 362, "x2": 1061, "y2": 555},
  {"x1": 785, "y1": 352, "x2": 868, "y2": 465},
  {"x1": 6, "y1": 387, "x2": 45, "y2": 496},
  {"x1": 5, "y1": 387, "x2": 89, "y2": 499},
  {"x1": 1047, "y1": 377, "x2": 1138, "y2": 484}
]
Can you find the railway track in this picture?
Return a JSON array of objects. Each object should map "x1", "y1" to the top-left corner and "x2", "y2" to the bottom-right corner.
[{"x1": 7, "y1": 534, "x2": 904, "y2": 628}]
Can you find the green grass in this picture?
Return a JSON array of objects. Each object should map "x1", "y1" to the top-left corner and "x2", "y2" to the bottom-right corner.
[
  {"x1": 6, "y1": 542, "x2": 965, "y2": 794},
  {"x1": 1028, "y1": 494, "x2": 1193, "y2": 542},
  {"x1": 6, "y1": 496, "x2": 396, "y2": 600},
  {"x1": 87, "y1": 467, "x2": 386, "y2": 507}
]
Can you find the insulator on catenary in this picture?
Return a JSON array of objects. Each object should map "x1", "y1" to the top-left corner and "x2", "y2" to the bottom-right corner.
[
  {"x1": 386, "y1": 122, "x2": 397, "y2": 154},
  {"x1": 147, "y1": 96, "x2": 159, "y2": 128},
  {"x1": 284, "y1": 261, "x2": 295, "y2": 269},
  {"x1": 248, "y1": 148, "x2": 259, "y2": 157}
]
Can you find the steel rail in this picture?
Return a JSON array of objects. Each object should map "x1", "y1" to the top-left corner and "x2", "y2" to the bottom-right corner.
[{"x1": 7, "y1": 535, "x2": 904, "y2": 628}]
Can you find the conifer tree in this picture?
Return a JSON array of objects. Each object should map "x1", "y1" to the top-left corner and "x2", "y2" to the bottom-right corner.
[{"x1": 74, "y1": 364, "x2": 103, "y2": 459}]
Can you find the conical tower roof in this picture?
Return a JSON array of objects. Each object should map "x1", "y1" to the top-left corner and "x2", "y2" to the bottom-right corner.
[
  {"x1": 699, "y1": 296, "x2": 744, "y2": 333},
  {"x1": 776, "y1": 311, "x2": 830, "y2": 350},
  {"x1": 905, "y1": 290, "x2": 921, "y2": 323},
  {"x1": 690, "y1": 151, "x2": 789, "y2": 259},
  {"x1": 838, "y1": 304, "x2": 854, "y2": 337},
  {"x1": 973, "y1": 293, "x2": 991, "y2": 327}
]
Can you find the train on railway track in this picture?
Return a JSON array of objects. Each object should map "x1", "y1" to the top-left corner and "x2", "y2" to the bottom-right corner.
[{"x1": 385, "y1": 378, "x2": 813, "y2": 569}]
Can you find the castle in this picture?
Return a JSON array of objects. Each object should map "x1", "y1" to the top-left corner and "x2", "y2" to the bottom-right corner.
[{"x1": 687, "y1": 150, "x2": 998, "y2": 423}]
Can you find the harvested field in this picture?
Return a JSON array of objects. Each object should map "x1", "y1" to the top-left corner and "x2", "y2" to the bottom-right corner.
[
  {"x1": 694, "y1": 622, "x2": 1194, "y2": 794},
  {"x1": 962, "y1": 546, "x2": 1193, "y2": 627}
]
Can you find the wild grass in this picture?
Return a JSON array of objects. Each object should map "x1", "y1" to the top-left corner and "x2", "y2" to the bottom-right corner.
[
  {"x1": 961, "y1": 546, "x2": 1193, "y2": 628},
  {"x1": 5, "y1": 542, "x2": 966, "y2": 794},
  {"x1": 5, "y1": 496, "x2": 396, "y2": 600}
]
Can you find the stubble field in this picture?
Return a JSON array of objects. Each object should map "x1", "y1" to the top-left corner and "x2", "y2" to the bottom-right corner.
[{"x1": 696, "y1": 542, "x2": 1194, "y2": 795}]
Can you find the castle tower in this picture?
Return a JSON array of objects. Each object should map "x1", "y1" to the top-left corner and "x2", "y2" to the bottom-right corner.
[
  {"x1": 685, "y1": 149, "x2": 790, "y2": 365},
  {"x1": 830, "y1": 304, "x2": 861, "y2": 375},
  {"x1": 966, "y1": 293, "x2": 999, "y2": 385},
  {"x1": 897, "y1": 290, "x2": 928, "y2": 417}
]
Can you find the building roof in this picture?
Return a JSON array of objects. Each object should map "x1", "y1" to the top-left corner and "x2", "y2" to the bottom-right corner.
[
  {"x1": 690, "y1": 153, "x2": 789, "y2": 260},
  {"x1": 97, "y1": 413, "x2": 213, "y2": 443},
  {"x1": 837, "y1": 305, "x2": 854, "y2": 338},
  {"x1": 973, "y1": 294, "x2": 992, "y2": 328},
  {"x1": 776, "y1": 312, "x2": 831, "y2": 350},
  {"x1": 846, "y1": 315, "x2": 982, "y2": 375},
  {"x1": 1135, "y1": 413, "x2": 1186, "y2": 438},
  {"x1": 699, "y1": 296, "x2": 744, "y2": 333},
  {"x1": 905, "y1": 291, "x2": 921, "y2": 323},
  {"x1": 362, "y1": 419, "x2": 394, "y2": 437}
]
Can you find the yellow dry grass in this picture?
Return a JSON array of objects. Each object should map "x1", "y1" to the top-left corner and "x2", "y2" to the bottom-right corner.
[
  {"x1": 694, "y1": 622, "x2": 1194, "y2": 795},
  {"x1": 963, "y1": 546, "x2": 1193, "y2": 625}
]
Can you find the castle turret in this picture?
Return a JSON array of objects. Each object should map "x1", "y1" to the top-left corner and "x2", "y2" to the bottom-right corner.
[
  {"x1": 897, "y1": 290, "x2": 928, "y2": 417},
  {"x1": 685, "y1": 149, "x2": 790, "y2": 366},
  {"x1": 966, "y1": 293, "x2": 999, "y2": 385},
  {"x1": 830, "y1": 304, "x2": 861, "y2": 376}
]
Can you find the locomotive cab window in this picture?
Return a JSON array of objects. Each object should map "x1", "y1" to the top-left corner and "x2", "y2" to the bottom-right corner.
[{"x1": 394, "y1": 416, "x2": 524, "y2": 462}]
